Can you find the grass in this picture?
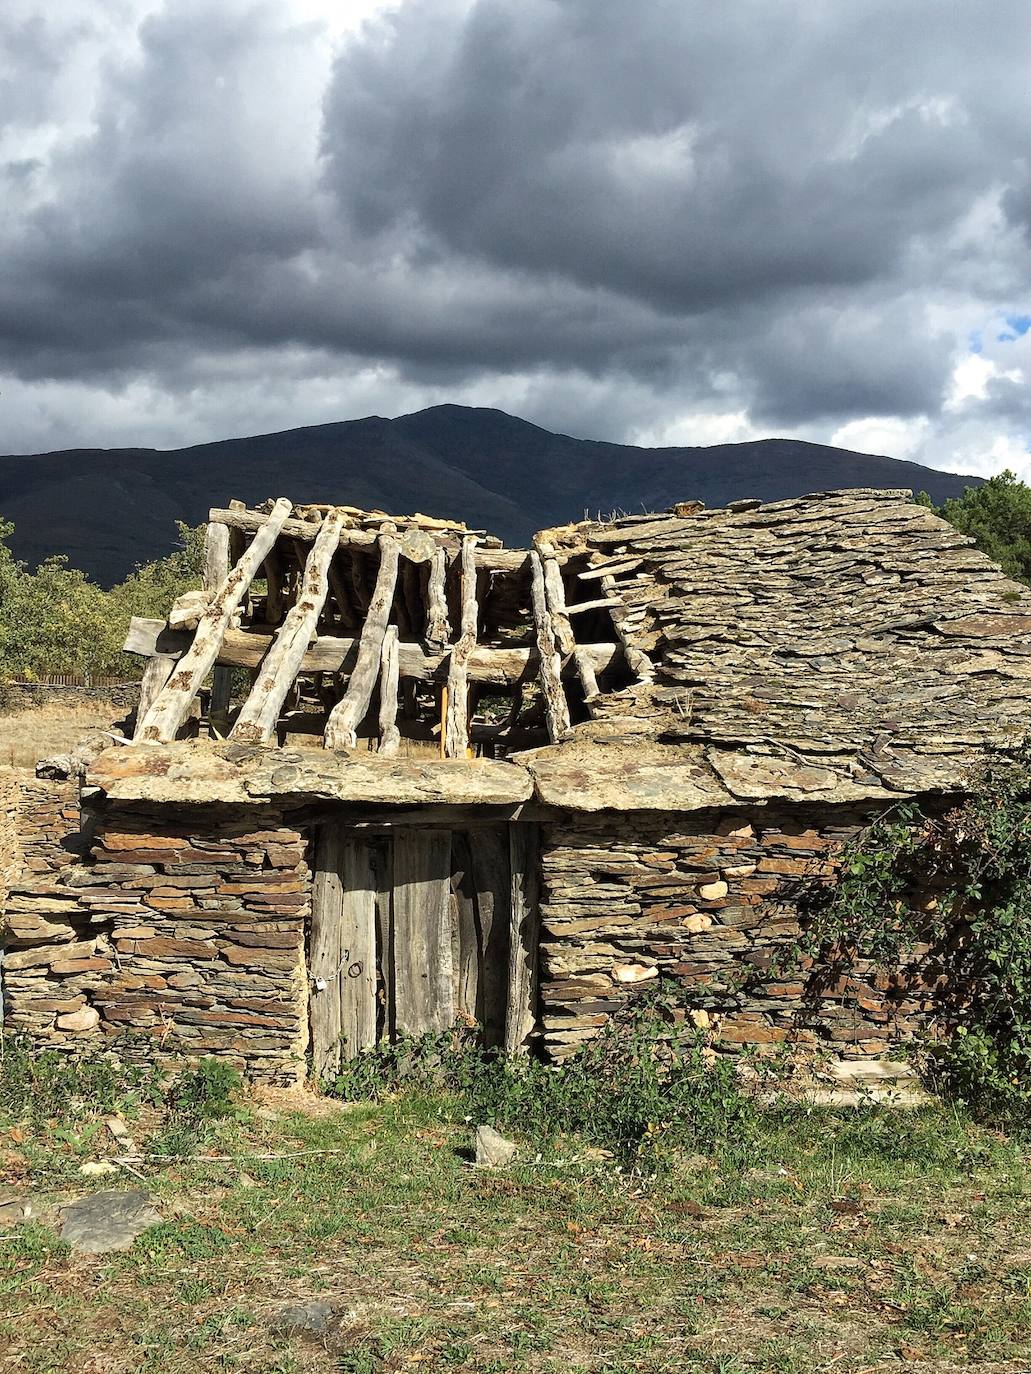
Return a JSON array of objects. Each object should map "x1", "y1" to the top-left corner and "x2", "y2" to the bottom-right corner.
[{"x1": 2, "y1": 1062, "x2": 1031, "y2": 1374}]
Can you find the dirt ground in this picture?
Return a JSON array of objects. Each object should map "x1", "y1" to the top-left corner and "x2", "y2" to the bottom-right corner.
[{"x1": 0, "y1": 695, "x2": 130, "y2": 769}]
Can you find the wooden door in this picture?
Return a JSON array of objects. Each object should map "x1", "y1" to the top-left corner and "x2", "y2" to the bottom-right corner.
[{"x1": 309, "y1": 820, "x2": 540, "y2": 1076}]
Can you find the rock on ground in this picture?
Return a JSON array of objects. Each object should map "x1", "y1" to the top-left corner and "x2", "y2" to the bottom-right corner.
[
  {"x1": 59, "y1": 1189, "x2": 163, "y2": 1254},
  {"x1": 475, "y1": 1125, "x2": 518, "y2": 1168},
  {"x1": 268, "y1": 1300, "x2": 338, "y2": 1337}
]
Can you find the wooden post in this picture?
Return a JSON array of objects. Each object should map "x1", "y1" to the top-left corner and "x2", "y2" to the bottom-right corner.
[
  {"x1": 444, "y1": 536, "x2": 478, "y2": 758},
  {"x1": 378, "y1": 624, "x2": 401, "y2": 755},
  {"x1": 541, "y1": 549, "x2": 602, "y2": 713},
  {"x1": 505, "y1": 822, "x2": 541, "y2": 1054},
  {"x1": 262, "y1": 547, "x2": 284, "y2": 624},
  {"x1": 203, "y1": 520, "x2": 233, "y2": 731},
  {"x1": 529, "y1": 551, "x2": 572, "y2": 742},
  {"x1": 231, "y1": 508, "x2": 346, "y2": 744},
  {"x1": 325, "y1": 534, "x2": 401, "y2": 749},
  {"x1": 425, "y1": 547, "x2": 451, "y2": 648},
  {"x1": 133, "y1": 653, "x2": 176, "y2": 740},
  {"x1": 138, "y1": 498, "x2": 293, "y2": 742}
]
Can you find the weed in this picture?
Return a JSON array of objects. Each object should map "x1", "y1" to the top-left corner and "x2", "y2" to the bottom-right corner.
[{"x1": 329, "y1": 988, "x2": 759, "y2": 1165}]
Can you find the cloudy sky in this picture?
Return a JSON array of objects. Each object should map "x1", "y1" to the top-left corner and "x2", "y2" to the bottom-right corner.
[{"x1": 1, "y1": 0, "x2": 1030, "y2": 478}]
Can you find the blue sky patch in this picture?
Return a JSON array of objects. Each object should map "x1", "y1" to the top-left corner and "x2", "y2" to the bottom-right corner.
[{"x1": 998, "y1": 314, "x2": 1031, "y2": 343}]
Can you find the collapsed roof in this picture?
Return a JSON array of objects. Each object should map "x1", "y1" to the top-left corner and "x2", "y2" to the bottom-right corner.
[{"x1": 106, "y1": 488, "x2": 1031, "y2": 811}]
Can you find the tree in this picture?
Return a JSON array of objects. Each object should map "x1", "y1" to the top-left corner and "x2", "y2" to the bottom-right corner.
[
  {"x1": 918, "y1": 470, "x2": 1031, "y2": 585},
  {"x1": 0, "y1": 517, "x2": 205, "y2": 682}
]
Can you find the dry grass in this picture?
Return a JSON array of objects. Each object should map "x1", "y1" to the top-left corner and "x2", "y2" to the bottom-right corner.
[{"x1": 2, "y1": 1079, "x2": 1031, "y2": 1374}]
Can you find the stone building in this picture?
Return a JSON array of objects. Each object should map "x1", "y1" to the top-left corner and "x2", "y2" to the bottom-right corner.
[{"x1": 3, "y1": 487, "x2": 1029, "y2": 1082}]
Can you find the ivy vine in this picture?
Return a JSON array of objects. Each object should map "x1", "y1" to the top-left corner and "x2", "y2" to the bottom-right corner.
[{"x1": 799, "y1": 739, "x2": 1031, "y2": 1125}]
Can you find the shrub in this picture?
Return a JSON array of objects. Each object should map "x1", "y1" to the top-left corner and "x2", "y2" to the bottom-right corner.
[
  {"x1": 799, "y1": 739, "x2": 1031, "y2": 1127},
  {"x1": 329, "y1": 989, "x2": 759, "y2": 1165}
]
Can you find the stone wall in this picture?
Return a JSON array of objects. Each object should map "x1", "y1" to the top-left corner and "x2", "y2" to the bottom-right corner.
[
  {"x1": 6, "y1": 790, "x2": 952, "y2": 1079},
  {"x1": 2, "y1": 801, "x2": 311, "y2": 1083},
  {"x1": 538, "y1": 806, "x2": 943, "y2": 1061}
]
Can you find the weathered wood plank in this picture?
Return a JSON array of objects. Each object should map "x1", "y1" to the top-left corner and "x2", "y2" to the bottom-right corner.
[
  {"x1": 599, "y1": 571, "x2": 653, "y2": 682},
  {"x1": 392, "y1": 832, "x2": 454, "y2": 1036},
  {"x1": 310, "y1": 825, "x2": 345, "y2": 1080},
  {"x1": 138, "y1": 499, "x2": 293, "y2": 742},
  {"x1": 425, "y1": 547, "x2": 451, "y2": 648},
  {"x1": 325, "y1": 535, "x2": 401, "y2": 749},
  {"x1": 378, "y1": 624, "x2": 401, "y2": 755},
  {"x1": 337, "y1": 838, "x2": 378, "y2": 1060},
  {"x1": 232, "y1": 509, "x2": 346, "y2": 744},
  {"x1": 311, "y1": 830, "x2": 378, "y2": 1074},
  {"x1": 203, "y1": 520, "x2": 233, "y2": 727},
  {"x1": 133, "y1": 653, "x2": 176, "y2": 741},
  {"x1": 444, "y1": 536, "x2": 479, "y2": 758},
  {"x1": 529, "y1": 551, "x2": 572, "y2": 742},
  {"x1": 471, "y1": 825, "x2": 511, "y2": 1048},
  {"x1": 505, "y1": 823, "x2": 541, "y2": 1054}
]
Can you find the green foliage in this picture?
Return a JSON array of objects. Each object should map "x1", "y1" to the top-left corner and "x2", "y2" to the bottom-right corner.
[
  {"x1": 329, "y1": 989, "x2": 760, "y2": 1165},
  {"x1": 149, "y1": 1058, "x2": 246, "y2": 1158},
  {"x1": 0, "y1": 1034, "x2": 162, "y2": 1133},
  {"x1": 165, "y1": 1057, "x2": 243, "y2": 1120},
  {"x1": 801, "y1": 740, "x2": 1031, "y2": 1126},
  {"x1": 0, "y1": 516, "x2": 203, "y2": 681},
  {"x1": 918, "y1": 470, "x2": 1031, "y2": 585}
]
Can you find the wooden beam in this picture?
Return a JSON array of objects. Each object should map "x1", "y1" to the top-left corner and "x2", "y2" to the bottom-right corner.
[
  {"x1": 124, "y1": 615, "x2": 620, "y2": 684},
  {"x1": 378, "y1": 624, "x2": 401, "y2": 756},
  {"x1": 444, "y1": 536, "x2": 478, "y2": 758},
  {"x1": 138, "y1": 499, "x2": 293, "y2": 742},
  {"x1": 203, "y1": 520, "x2": 230, "y2": 589},
  {"x1": 424, "y1": 547, "x2": 451, "y2": 648},
  {"x1": 529, "y1": 551, "x2": 572, "y2": 742},
  {"x1": 231, "y1": 508, "x2": 347, "y2": 744},
  {"x1": 505, "y1": 822, "x2": 541, "y2": 1054},
  {"x1": 325, "y1": 534, "x2": 401, "y2": 749},
  {"x1": 209, "y1": 505, "x2": 528, "y2": 570},
  {"x1": 202, "y1": 521, "x2": 233, "y2": 729},
  {"x1": 563, "y1": 596, "x2": 621, "y2": 616}
]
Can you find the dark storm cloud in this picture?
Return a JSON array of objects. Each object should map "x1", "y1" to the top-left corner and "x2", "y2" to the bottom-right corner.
[{"x1": 1, "y1": 0, "x2": 1030, "y2": 456}]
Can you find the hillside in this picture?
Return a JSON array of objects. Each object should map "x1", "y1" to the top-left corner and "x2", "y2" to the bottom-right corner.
[{"x1": 0, "y1": 404, "x2": 980, "y2": 584}]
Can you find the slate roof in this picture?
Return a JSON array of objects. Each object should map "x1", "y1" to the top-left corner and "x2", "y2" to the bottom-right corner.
[{"x1": 528, "y1": 488, "x2": 1031, "y2": 807}]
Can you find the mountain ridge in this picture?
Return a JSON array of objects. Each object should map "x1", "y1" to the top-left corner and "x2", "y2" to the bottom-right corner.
[{"x1": 0, "y1": 403, "x2": 980, "y2": 585}]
